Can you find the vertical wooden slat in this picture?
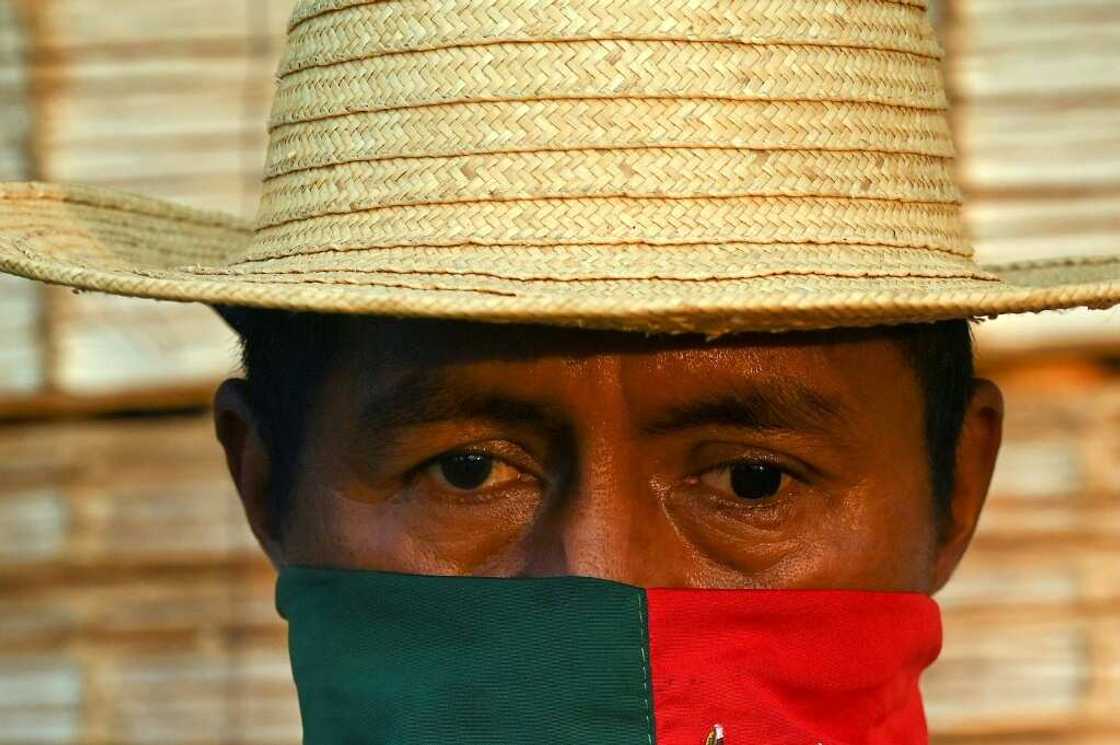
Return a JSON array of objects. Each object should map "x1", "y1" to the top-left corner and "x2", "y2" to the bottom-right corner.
[{"x1": 0, "y1": 2, "x2": 44, "y2": 399}]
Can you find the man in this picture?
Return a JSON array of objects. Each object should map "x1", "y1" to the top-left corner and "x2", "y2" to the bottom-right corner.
[{"x1": 0, "y1": 0, "x2": 1117, "y2": 743}]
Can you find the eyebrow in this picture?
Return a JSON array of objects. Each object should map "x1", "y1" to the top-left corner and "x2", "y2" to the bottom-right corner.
[
  {"x1": 640, "y1": 382, "x2": 848, "y2": 437},
  {"x1": 357, "y1": 368, "x2": 569, "y2": 441}
]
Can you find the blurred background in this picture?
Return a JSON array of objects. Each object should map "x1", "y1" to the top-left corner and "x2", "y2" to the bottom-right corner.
[{"x1": 0, "y1": 1, "x2": 1117, "y2": 743}]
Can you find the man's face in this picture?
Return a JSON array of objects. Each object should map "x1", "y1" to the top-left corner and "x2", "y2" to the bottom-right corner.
[{"x1": 218, "y1": 320, "x2": 1002, "y2": 593}]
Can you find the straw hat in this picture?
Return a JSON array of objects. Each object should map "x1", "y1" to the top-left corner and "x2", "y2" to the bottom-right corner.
[{"x1": 1, "y1": 0, "x2": 1117, "y2": 335}]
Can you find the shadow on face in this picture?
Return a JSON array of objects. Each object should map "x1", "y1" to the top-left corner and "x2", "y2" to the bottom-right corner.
[{"x1": 214, "y1": 316, "x2": 1002, "y2": 592}]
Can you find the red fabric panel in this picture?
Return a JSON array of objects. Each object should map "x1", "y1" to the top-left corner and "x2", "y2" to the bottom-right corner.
[{"x1": 645, "y1": 588, "x2": 941, "y2": 745}]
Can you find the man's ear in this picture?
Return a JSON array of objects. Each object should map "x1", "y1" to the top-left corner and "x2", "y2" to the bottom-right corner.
[
  {"x1": 214, "y1": 379, "x2": 284, "y2": 567},
  {"x1": 932, "y1": 378, "x2": 1004, "y2": 592}
]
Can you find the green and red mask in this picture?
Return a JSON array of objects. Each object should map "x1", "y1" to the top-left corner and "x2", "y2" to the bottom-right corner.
[{"x1": 278, "y1": 567, "x2": 941, "y2": 744}]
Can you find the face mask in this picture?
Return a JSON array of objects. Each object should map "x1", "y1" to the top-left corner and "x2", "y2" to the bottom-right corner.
[{"x1": 278, "y1": 567, "x2": 941, "y2": 745}]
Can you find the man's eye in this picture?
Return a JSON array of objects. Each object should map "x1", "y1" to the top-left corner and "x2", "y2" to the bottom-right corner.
[
  {"x1": 699, "y1": 462, "x2": 785, "y2": 501},
  {"x1": 424, "y1": 453, "x2": 522, "y2": 492}
]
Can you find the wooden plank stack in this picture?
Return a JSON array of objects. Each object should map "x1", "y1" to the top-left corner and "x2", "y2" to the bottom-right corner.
[
  {"x1": 0, "y1": 274, "x2": 42, "y2": 397},
  {"x1": 25, "y1": 0, "x2": 290, "y2": 215},
  {"x1": 0, "y1": 0, "x2": 302, "y2": 410},
  {"x1": 926, "y1": 359, "x2": 1120, "y2": 743},
  {"x1": 0, "y1": 0, "x2": 28, "y2": 178},
  {"x1": 1, "y1": 3, "x2": 303, "y2": 740},
  {"x1": 944, "y1": 0, "x2": 1120, "y2": 353},
  {"x1": 0, "y1": 414, "x2": 300, "y2": 745},
  {"x1": 0, "y1": 0, "x2": 44, "y2": 399}
]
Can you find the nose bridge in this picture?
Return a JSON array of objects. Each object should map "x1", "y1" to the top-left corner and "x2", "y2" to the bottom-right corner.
[
  {"x1": 526, "y1": 354, "x2": 661, "y2": 583},
  {"x1": 553, "y1": 432, "x2": 645, "y2": 581},
  {"x1": 542, "y1": 418, "x2": 672, "y2": 582},
  {"x1": 561, "y1": 354, "x2": 642, "y2": 581}
]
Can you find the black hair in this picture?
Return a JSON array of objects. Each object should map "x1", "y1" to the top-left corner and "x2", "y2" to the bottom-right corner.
[
  {"x1": 218, "y1": 307, "x2": 974, "y2": 536},
  {"x1": 883, "y1": 319, "x2": 976, "y2": 528},
  {"x1": 219, "y1": 308, "x2": 345, "y2": 530}
]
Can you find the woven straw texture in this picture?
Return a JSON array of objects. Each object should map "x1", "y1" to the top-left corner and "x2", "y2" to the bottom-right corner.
[{"x1": 0, "y1": 0, "x2": 1117, "y2": 334}]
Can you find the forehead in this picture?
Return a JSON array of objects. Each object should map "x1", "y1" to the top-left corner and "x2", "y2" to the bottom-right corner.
[{"x1": 336, "y1": 318, "x2": 918, "y2": 416}]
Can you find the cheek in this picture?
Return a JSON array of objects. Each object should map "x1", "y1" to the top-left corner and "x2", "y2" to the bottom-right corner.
[
  {"x1": 680, "y1": 476, "x2": 941, "y2": 592},
  {"x1": 777, "y1": 425, "x2": 942, "y2": 591},
  {"x1": 798, "y1": 478, "x2": 939, "y2": 592},
  {"x1": 285, "y1": 485, "x2": 540, "y2": 575}
]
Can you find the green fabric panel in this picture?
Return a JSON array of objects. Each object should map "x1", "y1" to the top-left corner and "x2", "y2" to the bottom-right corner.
[{"x1": 277, "y1": 566, "x2": 656, "y2": 745}]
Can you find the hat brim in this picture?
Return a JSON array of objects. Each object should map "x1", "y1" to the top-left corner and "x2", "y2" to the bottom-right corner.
[{"x1": 2, "y1": 182, "x2": 1118, "y2": 336}]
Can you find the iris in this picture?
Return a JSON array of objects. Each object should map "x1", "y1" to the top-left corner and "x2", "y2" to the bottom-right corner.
[
  {"x1": 439, "y1": 453, "x2": 494, "y2": 490},
  {"x1": 729, "y1": 463, "x2": 782, "y2": 501}
]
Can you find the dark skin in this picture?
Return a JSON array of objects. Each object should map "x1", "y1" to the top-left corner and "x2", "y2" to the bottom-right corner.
[{"x1": 215, "y1": 320, "x2": 1004, "y2": 593}]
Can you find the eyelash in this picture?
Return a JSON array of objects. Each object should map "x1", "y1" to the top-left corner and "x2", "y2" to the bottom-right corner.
[
  {"x1": 698, "y1": 448, "x2": 799, "y2": 476},
  {"x1": 698, "y1": 454, "x2": 788, "y2": 483}
]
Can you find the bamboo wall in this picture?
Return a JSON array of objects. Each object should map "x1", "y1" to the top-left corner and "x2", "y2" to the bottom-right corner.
[{"x1": 0, "y1": 2, "x2": 1117, "y2": 743}]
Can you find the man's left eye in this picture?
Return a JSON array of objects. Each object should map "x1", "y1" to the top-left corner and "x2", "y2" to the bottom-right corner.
[
  {"x1": 699, "y1": 462, "x2": 785, "y2": 502},
  {"x1": 424, "y1": 453, "x2": 523, "y2": 492}
]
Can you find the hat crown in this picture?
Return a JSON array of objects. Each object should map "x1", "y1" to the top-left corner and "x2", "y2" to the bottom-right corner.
[
  {"x1": 249, "y1": 0, "x2": 963, "y2": 263},
  {"x1": 239, "y1": 0, "x2": 972, "y2": 320}
]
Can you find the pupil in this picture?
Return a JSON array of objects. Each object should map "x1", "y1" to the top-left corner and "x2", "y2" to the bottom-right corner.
[
  {"x1": 729, "y1": 463, "x2": 782, "y2": 501},
  {"x1": 439, "y1": 454, "x2": 493, "y2": 490}
]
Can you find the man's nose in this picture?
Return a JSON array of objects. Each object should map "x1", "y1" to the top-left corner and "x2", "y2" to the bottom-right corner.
[{"x1": 518, "y1": 442, "x2": 672, "y2": 585}]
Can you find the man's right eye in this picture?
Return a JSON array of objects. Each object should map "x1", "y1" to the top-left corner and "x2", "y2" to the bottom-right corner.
[
  {"x1": 422, "y1": 452, "x2": 524, "y2": 493},
  {"x1": 698, "y1": 461, "x2": 786, "y2": 502}
]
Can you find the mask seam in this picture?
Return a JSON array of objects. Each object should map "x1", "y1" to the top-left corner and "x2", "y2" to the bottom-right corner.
[{"x1": 637, "y1": 590, "x2": 656, "y2": 745}]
